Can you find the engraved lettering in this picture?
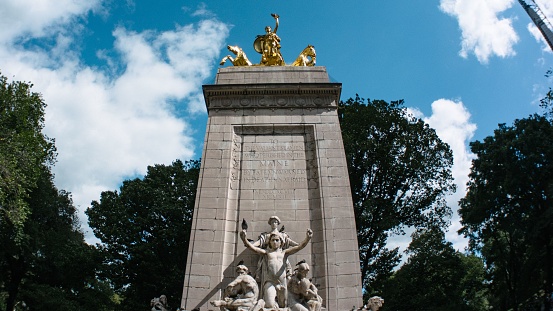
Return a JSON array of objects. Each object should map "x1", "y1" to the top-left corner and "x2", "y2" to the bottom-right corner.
[
  {"x1": 259, "y1": 160, "x2": 289, "y2": 167},
  {"x1": 231, "y1": 134, "x2": 314, "y2": 191}
]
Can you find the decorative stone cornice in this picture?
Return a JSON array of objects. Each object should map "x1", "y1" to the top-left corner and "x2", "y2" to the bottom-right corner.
[{"x1": 203, "y1": 83, "x2": 342, "y2": 110}]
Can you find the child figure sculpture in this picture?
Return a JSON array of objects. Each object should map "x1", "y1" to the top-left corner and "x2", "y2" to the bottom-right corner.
[{"x1": 240, "y1": 227, "x2": 312, "y2": 309}]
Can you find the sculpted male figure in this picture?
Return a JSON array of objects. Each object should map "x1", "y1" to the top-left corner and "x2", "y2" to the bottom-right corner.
[
  {"x1": 288, "y1": 262, "x2": 323, "y2": 311},
  {"x1": 210, "y1": 265, "x2": 259, "y2": 311},
  {"x1": 241, "y1": 227, "x2": 313, "y2": 309},
  {"x1": 252, "y1": 216, "x2": 298, "y2": 282}
]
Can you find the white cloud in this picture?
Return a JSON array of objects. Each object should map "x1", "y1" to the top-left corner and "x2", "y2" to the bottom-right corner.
[
  {"x1": 440, "y1": 0, "x2": 519, "y2": 63},
  {"x1": 0, "y1": 0, "x2": 102, "y2": 43},
  {"x1": 190, "y1": 2, "x2": 216, "y2": 18},
  {"x1": 424, "y1": 99, "x2": 476, "y2": 187},
  {"x1": 423, "y1": 99, "x2": 476, "y2": 251},
  {"x1": 0, "y1": 2, "x2": 229, "y2": 241}
]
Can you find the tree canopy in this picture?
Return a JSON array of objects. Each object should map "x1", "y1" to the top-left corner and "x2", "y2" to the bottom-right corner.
[
  {"x1": 0, "y1": 73, "x2": 56, "y2": 237},
  {"x1": 86, "y1": 159, "x2": 200, "y2": 311},
  {"x1": 383, "y1": 228, "x2": 487, "y2": 311},
  {"x1": 0, "y1": 166, "x2": 114, "y2": 311},
  {"x1": 0, "y1": 72, "x2": 113, "y2": 311},
  {"x1": 338, "y1": 96, "x2": 456, "y2": 294},
  {"x1": 459, "y1": 114, "x2": 553, "y2": 310}
]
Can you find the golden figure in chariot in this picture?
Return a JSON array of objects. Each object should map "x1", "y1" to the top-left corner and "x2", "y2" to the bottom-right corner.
[{"x1": 220, "y1": 13, "x2": 316, "y2": 67}]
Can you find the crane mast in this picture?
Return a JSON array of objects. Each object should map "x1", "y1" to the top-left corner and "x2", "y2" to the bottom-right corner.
[{"x1": 518, "y1": 0, "x2": 553, "y2": 51}]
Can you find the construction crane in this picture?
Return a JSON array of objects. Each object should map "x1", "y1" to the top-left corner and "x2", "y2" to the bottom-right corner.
[{"x1": 518, "y1": 0, "x2": 553, "y2": 51}]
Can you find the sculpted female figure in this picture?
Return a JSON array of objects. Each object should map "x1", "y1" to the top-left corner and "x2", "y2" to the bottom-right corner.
[
  {"x1": 252, "y1": 216, "x2": 298, "y2": 250},
  {"x1": 254, "y1": 13, "x2": 284, "y2": 66},
  {"x1": 240, "y1": 228, "x2": 313, "y2": 309}
]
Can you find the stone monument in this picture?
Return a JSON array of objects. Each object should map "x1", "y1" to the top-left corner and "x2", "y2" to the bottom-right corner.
[{"x1": 181, "y1": 14, "x2": 363, "y2": 311}]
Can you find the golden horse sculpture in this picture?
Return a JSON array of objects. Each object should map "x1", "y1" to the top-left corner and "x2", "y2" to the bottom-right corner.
[
  {"x1": 291, "y1": 45, "x2": 316, "y2": 67},
  {"x1": 220, "y1": 13, "x2": 316, "y2": 67},
  {"x1": 219, "y1": 44, "x2": 316, "y2": 67},
  {"x1": 220, "y1": 45, "x2": 253, "y2": 66}
]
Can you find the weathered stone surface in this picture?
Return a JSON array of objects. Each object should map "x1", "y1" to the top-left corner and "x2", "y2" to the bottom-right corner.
[
  {"x1": 181, "y1": 67, "x2": 363, "y2": 311},
  {"x1": 215, "y1": 67, "x2": 329, "y2": 84}
]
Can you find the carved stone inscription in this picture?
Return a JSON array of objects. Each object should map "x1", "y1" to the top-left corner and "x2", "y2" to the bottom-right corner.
[
  {"x1": 240, "y1": 136, "x2": 307, "y2": 190},
  {"x1": 230, "y1": 126, "x2": 318, "y2": 252}
]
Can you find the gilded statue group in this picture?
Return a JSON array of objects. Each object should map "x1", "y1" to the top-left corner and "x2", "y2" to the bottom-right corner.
[
  {"x1": 220, "y1": 14, "x2": 316, "y2": 67},
  {"x1": 210, "y1": 216, "x2": 322, "y2": 311}
]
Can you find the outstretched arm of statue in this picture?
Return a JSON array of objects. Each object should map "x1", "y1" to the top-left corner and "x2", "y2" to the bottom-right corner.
[
  {"x1": 241, "y1": 230, "x2": 266, "y2": 254},
  {"x1": 271, "y1": 13, "x2": 279, "y2": 33},
  {"x1": 284, "y1": 229, "x2": 312, "y2": 256},
  {"x1": 287, "y1": 236, "x2": 299, "y2": 247},
  {"x1": 252, "y1": 239, "x2": 262, "y2": 248}
]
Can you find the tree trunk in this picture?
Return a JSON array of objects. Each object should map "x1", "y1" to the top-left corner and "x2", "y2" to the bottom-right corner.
[
  {"x1": 5, "y1": 254, "x2": 25, "y2": 311},
  {"x1": 359, "y1": 234, "x2": 377, "y2": 290}
]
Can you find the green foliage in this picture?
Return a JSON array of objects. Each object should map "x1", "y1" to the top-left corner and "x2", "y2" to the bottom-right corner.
[
  {"x1": 383, "y1": 228, "x2": 488, "y2": 311},
  {"x1": 86, "y1": 159, "x2": 200, "y2": 311},
  {"x1": 539, "y1": 69, "x2": 553, "y2": 119},
  {"x1": 0, "y1": 72, "x2": 111, "y2": 311},
  {"x1": 459, "y1": 255, "x2": 490, "y2": 311},
  {"x1": 0, "y1": 72, "x2": 56, "y2": 239},
  {"x1": 0, "y1": 167, "x2": 114, "y2": 311},
  {"x1": 459, "y1": 115, "x2": 553, "y2": 310},
  {"x1": 339, "y1": 96, "x2": 456, "y2": 294}
]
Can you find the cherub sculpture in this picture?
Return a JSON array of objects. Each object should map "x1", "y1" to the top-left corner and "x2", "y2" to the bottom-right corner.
[{"x1": 240, "y1": 225, "x2": 312, "y2": 309}]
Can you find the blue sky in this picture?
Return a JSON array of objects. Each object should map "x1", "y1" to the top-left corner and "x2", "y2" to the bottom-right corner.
[{"x1": 1, "y1": 0, "x2": 552, "y2": 251}]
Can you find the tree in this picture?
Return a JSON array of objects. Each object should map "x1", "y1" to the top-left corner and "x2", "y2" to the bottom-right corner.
[
  {"x1": 0, "y1": 72, "x2": 56, "y2": 237},
  {"x1": 0, "y1": 72, "x2": 111, "y2": 311},
  {"x1": 0, "y1": 167, "x2": 114, "y2": 311},
  {"x1": 459, "y1": 115, "x2": 553, "y2": 310},
  {"x1": 539, "y1": 68, "x2": 553, "y2": 119},
  {"x1": 383, "y1": 228, "x2": 487, "y2": 311},
  {"x1": 86, "y1": 159, "x2": 200, "y2": 311},
  {"x1": 338, "y1": 96, "x2": 456, "y2": 294}
]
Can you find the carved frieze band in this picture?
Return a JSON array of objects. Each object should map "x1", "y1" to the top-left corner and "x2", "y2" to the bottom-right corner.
[
  {"x1": 208, "y1": 95, "x2": 336, "y2": 109},
  {"x1": 203, "y1": 84, "x2": 341, "y2": 110}
]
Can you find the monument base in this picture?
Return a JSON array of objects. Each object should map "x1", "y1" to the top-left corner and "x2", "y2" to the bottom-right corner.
[{"x1": 181, "y1": 67, "x2": 363, "y2": 311}]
